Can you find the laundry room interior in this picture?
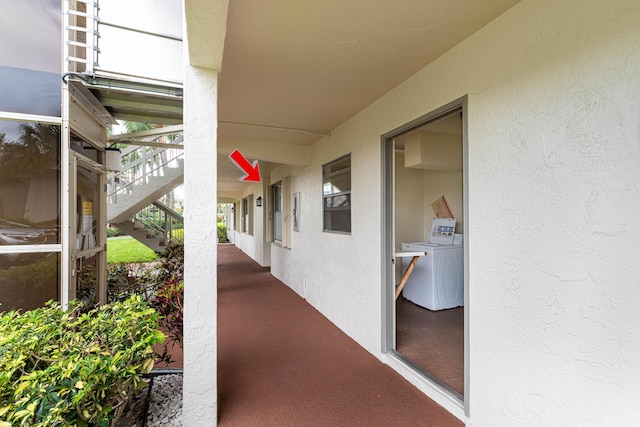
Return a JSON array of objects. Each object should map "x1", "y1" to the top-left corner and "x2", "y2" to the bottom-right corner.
[{"x1": 393, "y1": 109, "x2": 465, "y2": 397}]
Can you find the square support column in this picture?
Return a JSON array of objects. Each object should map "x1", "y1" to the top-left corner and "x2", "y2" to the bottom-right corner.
[{"x1": 183, "y1": 65, "x2": 219, "y2": 425}]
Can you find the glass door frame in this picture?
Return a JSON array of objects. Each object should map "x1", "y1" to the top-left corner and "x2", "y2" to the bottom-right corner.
[
  {"x1": 68, "y1": 151, "x2": 107, "y2": 305},
  {"x1": 381, "y1": 96, "x2": 469, "y2": 415}
]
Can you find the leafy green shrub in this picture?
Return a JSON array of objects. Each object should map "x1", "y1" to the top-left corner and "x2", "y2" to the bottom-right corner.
[
  {"x1": 105, "y1": 244, "x2": 185, "y2": 365},
  {"x1": 157, "y1": 243, "x2": 184, "y2": 284},
  {"x1": 153, "y1": 281, "x2": 183, "y2": 342},
  {"x1": 106, "y1": 226, "x2": 121, "y2": 238},
  {"x1": 106, "y1": 263, "x2": 137, "y2": 303},
  {"x1": 76, "y1": 264, "x2": 97, "y2": 309},
  {"x1": 106, "y1": 263, "x2": 159, "y2": 303},
  {"x1": 217, "y1": 222, "x2": 227, "y2": 243},
  {"x1": 170, "y1": 226, "x2": 184, "y2": 242},
  {"x1": 0, "y1": 295, "x2": 165, "y2": 427},
  {"x1": 152, "y1": 281, "x2": 184, "y2": 364},
  {"x1": 0, "y1": 254, "x2": 58, "y2": 313},
  {"x1": 151, "y1": 244, "x2": 184, "y2": 364}
]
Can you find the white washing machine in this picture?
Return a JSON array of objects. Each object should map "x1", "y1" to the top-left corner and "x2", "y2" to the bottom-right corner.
[{"x1": 400, "y1": 242, "x2": 463, "y2": 310}]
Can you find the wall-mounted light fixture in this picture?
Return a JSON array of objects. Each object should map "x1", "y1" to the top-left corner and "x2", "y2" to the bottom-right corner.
[
  {"x1": 105, "y1": 147, "x2": 122, "y2": 172},
  {"x1": 256, "y1": 196, "x2": 262, "y2": 207}
]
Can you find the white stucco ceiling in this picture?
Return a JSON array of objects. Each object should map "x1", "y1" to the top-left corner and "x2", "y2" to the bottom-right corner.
[{"x1": 213, "y1": 0, "x2": 520, "y2": 195}]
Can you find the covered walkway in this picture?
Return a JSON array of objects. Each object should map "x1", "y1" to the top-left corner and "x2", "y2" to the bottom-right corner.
[{"x1": 217, "y1": 244, "x2": 463, "y2": 426}]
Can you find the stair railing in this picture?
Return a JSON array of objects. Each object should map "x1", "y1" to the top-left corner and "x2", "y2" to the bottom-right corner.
[
  {"x1": 107, "y1": 133, "x2": 184, "y2": 204},
  {"x1": 132, "y1": 201, "x2": 184, "y2": 246}
]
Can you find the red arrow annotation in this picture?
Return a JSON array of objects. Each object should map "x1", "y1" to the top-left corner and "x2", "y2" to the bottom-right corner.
[{"x1": 229, "y1": 149, "x2": 261, "y2": 182}]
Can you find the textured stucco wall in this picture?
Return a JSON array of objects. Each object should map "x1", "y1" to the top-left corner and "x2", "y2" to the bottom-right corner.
[
  {"x1": 270, "y1": 126, "x2": 384, "y2": 351},
  {"x1": 183, "y1": 0, "x2": 228, "y2": 422},
  {"x1": 183, "y1": 65, "x2": 219, "y2": 425},
  {"x1": 462, "y1": 1, "x2": 640, "y2": 424},
  {"x1": 233, "y1": 182, "x2": 268, "y2": 266},
  {"x1": 267, "y1": 0, "x2": 639, "y2": 424}
]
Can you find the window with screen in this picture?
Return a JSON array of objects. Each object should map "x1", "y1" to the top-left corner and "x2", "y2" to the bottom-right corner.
[
  {"x1": 322, "y1": 154, "x2": 351, "y2": 233},
  {"x1": 273, "y1": 182, "x2": 282, "y2": 242}
]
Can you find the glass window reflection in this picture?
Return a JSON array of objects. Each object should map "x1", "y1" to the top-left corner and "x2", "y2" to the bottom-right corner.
[
  {"x1": 0, "y1": 252, "x2": 59, "y2": 312},
  {"x1": 0, "y1": 121, "x2": 60, "y2": 243},
  {"x1": 0, "y1": 0, "x2": 61, "y2": 116},
  {"x1": 76, "y1": 253, "x2": 98, "y2": 308},
  {"x1": 76, "y1": 166, "x2": 100, "y2": 251},
  {"x1": 0, "y1": 67, "x2": 61, "y2": 117}
]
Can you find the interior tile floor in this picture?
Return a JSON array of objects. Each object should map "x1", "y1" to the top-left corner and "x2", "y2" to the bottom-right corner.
[{"x1": 396, "y1": 298, "x2": 464, "y2": 396}]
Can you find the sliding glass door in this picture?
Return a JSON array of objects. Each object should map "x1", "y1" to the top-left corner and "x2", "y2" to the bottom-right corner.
[{"x1": 382, "y1": 98, "x2": 468, "y2": 411}]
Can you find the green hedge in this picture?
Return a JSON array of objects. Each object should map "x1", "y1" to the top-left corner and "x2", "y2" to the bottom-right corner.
[
  {"x1": 0, "y1": 295, "x2": 165, "y2": 426},
  {"x1": 217, "y1": 222, "x2": 227, "y2": 243}
]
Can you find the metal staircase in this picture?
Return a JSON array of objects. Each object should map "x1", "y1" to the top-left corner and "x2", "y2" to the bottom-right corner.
[
  {"x1": 107, "y1": 127, "x2": 184, "y2": 251},
  {"x1": 64, "y1": 0, "x2": 185, "y2": 252},
  {"x1": 112, "y1": 201, "x2": 184, "y2": 252}
]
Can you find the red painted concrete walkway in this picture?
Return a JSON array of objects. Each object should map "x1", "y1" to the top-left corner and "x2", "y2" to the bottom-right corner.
[{"x1": 217, "y1": 244, "x2": 463, "y2": 426}]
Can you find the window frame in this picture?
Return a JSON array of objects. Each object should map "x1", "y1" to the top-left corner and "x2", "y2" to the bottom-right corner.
[
  {"x1": 241, "y1": 195, "x2": 253, "y2": 235},
  {"x1": 243, "y1": 197, "x2": 248, "y2": 233},
  {"x1": 0, "y1": 116, "x2": 63, "y2": 311},
  {"x1": 322, "y1": 154, "x2": 351, "y2": 234},
  {"x1": 272, "y1": 181, "x2": 283, "y2": 243}
]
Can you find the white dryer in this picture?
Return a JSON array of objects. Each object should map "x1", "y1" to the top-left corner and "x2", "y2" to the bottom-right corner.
[{"x1": 400, "y1": 241, "x2": 463, "y2": 310}]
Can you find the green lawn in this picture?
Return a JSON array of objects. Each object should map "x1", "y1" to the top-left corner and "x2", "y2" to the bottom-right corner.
[{"x1": 107, "y1": 237, "x2": 158, "y2": 264}]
